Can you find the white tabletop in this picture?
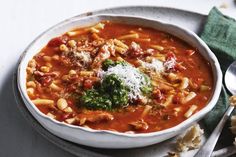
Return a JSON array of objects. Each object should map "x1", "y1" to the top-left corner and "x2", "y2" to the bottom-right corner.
[{"x1": 1, "y1": 0, "x2": 236, "y2": 156}]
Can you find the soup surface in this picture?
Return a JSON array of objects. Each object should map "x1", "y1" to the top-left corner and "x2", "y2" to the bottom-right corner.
[{"x1": 26, "y1": 21, "x2": 213, "y2": 133}]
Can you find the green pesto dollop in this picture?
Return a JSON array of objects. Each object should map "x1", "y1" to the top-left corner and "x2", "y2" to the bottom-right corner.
[
  {"x1": 80, "y1": 59, "x2": 152, "y2": 110},
  {"x1": 81, "y1": 74, "x2": 129, "y2": 110}
]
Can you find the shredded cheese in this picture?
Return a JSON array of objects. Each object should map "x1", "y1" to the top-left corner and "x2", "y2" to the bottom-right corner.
[
  {"x1": 164, "y1": 57, "x2": 176, "y2": 70},
  {"x1": 74, "y1": 51, "x2": 91, "y2": 62},
  {"x1": 99, "y1": 64, "x2": 149, "y2": 100},
  {"x1": 139, "y1": 59, "x2": 164, "y2": 73}
]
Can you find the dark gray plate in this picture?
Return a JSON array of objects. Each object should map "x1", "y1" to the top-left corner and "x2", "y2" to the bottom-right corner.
[{"x1": 13, "y1": 6, "x2": 209, "y2": 157}]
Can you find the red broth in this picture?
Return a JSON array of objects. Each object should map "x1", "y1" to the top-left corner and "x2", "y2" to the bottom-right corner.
[{"x1": 26, "y1": 21, "x2": 213, "y2": 133}]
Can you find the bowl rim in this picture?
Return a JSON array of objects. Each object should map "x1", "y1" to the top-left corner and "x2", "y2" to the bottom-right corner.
[{"x1": 17, "y1": 14, "x2": 222, "y2": 138}]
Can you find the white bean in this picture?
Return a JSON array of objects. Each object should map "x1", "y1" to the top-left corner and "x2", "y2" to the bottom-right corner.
[
  {"x1": 43, "y1": 56, "x2": 52, "y2": 62},
  {"x1": 27, "y1": 88, "x2": 34, "y2": 96},
  {"x1": 57, "y1": 98, "x2": 68, "y2": 110},
  {"x1": 64, "y1": 107, "x2": 73, "y2": 113},
  {"x1": 27, "y1": 81, "x2": 36, "y2": 88},
  {"x1": 40, "y1": 66, "x2": 50, "y2": 73}
]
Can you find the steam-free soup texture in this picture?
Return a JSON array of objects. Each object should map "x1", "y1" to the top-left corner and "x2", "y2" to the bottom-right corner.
[{"x1": 26, "y1": 21, "x2": 213, "y2": 133}]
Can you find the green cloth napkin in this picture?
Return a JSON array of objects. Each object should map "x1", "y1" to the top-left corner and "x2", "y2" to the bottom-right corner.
[{"x1": 200, "y1": 7, "x2": 236, "y2": 133}]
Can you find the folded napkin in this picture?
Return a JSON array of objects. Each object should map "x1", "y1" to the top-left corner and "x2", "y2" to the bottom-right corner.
[{"x1": 200, "y1": 7, "x2": 236, "y2": 133}]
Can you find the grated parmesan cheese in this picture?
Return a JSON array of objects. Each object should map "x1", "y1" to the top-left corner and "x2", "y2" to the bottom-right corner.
[
  {"x1": 139, "y1": 59, "x2": 164, "y2": 73},
  {"x1": 73, "y1": 51, "x2": 91, "y2": 63},
  {"x1": 99, "y1": 64, "x2": 150, "y2": 100},
  {"x1": 164, "y1": 57, "x2": 176, "y2": 70}
]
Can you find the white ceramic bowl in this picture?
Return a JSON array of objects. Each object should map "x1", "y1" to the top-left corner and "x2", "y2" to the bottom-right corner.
[{"x1": 17, "y1": 14, "x2": 222, "y2": 149}]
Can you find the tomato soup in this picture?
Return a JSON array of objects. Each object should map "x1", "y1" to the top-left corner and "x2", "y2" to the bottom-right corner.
[{"x1": 26, "y1": 21, "x2": 213, "y2": 133}]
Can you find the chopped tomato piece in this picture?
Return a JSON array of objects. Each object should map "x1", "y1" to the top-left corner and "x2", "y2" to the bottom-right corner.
[
  {"x1": 47, "y1": 36, "x2": 68, "y2": 47},
  {"x1": 83, "y1": 79, "x2": 93, "y2": 89}
]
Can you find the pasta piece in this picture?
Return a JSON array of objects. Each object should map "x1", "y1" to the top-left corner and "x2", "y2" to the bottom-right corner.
[
  {"x1": 135, "y1": 38, "x2": 151, "y2": 42},
  {"x1": 116, "y1": 56, "x2": 125, "y2": 61},
  {"x1": 155, "y1": 56, "x2": 166, "y2": 62},
  {"x1": 52, "y1": 55, "x2": 60, "y2": 61},
  {"x1": 158, "y1": 82, "x2": 174, "y2": 91},
  {"x1": 49, "y1": 83, "x2": 61, "y2": 91},
  {"x1": 129, "y1": 30, "x2": 149, "y2": 38},
  {"x1": 27, "y1": 59, "x2": 36, "y2": 74},
  {"x1": 66, "y1": 29, "x2": 88, "y2": 37},
  {"x1": 68, "y1": 70, "x2": 77, "y2": 75},
  {"x1": 200, "y1": 85, "x2": 211, "y2": 92},
  {"x1": 66, "y1": 31, "x2": 77, "y2": 36},
  {"x1": 152, "y1": 53, "x2": 165, "y2": 57},
  {"x1": 90, "y1": 27, "x2": 99, "y2": 33},
  {"x1": 141, "y1": 105, "x2": 152, "y2": 118},
  {"x1": 65, "y1": 117, "x2": 76, "y2": 124},
  {"x1": 150, "y1": 45, "x2": 164, "y2": 51},
  {"x1": 115, "y1": 46, "x2": 127, "y2": 54},
  {"x1": 88, "y1": 23, "x2": 105, "y2": 33},
  {"x1": 28, "y1": 59, "x2": 36, "y2": 68},
  {"x1": 189, "y1": 79, "x2": 198, "y2": 89},
  {"x1": 32, "y1": 99, "x2": 55, "y2": 109},
  {"x1": 163, "y1": 95, "x2": 174, "y2": 107},
  {"x1": 179, "y1": 77, "x2": 189, "y2": 90},
  {"x1": 27, "y1": 88, "x2": 34, "y2": 96},
  {"x1": 47, "y1": 112, "x2": 56, "y2": 119},
  {"x1": 92, "y1": 33, "x2": 101, "y2": 40},
  {"x1": 27, "y1": 81, "x2": 36, "y2": 88},
  {"x1": 173, "y1": 107, "x2": 182, "y2": 116},
  {"x1": 118, "y1": 33, "x2": 139, "y2": 40},
  {"x1": 32, "y1": 99, "x2": 54, "y2": 105},
  {"x1": 45, "y1": 62, "x2": 52, "y2": 68},
  {"x1": 181, "y1": 92, "x2": 196, "y2": 104},
  {"x1": 62, "y1": 75, "x2": 69, "y2": 82},
  {"x1": 26, "y1": 67, "x2": 34, "y2": 74},
  {"x1": 176, "y1": 124, "x2": 204, "y2": 152},
  {"x1": 57, "y1": 98, "x2": 68, "y2": 110},
  {"x1": 113, "y1": 39, "x2": 129, "y2": 49},
  {"x1": 151, "y1": 80, "x2": 158, "y2": 87},
  {"x1": 59, "y1": 44, "x2": 69, "y2": 52},
  {"x1": 167, "y1": 73, "x2": 178, "y2": 82},
  {"x1": 80, "y1": 71, "x2": 94, "y2": 76},
  {"x1": 68, "y1": 40, "x2": 77, "y2": 48},
  {"x1": 184, "y1": 105, "x2": 197, "y2": 118},
  {"x1": 92, "y1": 22, "x2": 105, "y2": 30},
  {"x1": 174, "y1": 107, "x2": 182, "y2": 112}
]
